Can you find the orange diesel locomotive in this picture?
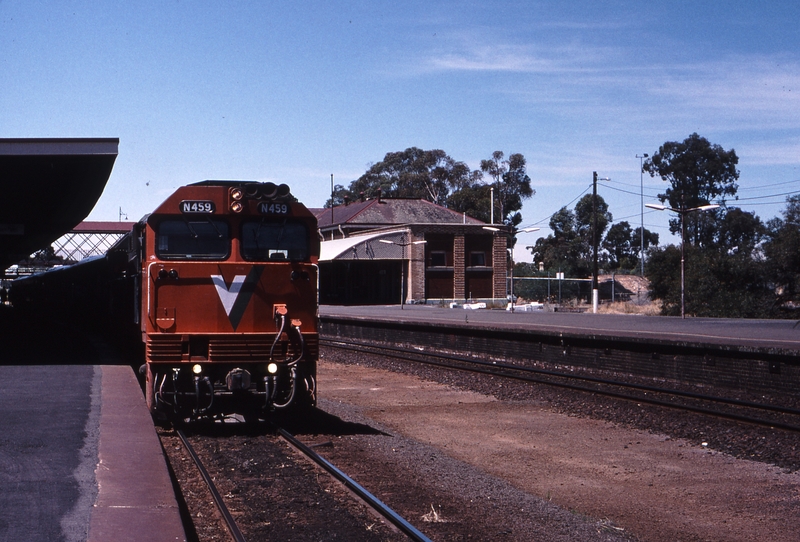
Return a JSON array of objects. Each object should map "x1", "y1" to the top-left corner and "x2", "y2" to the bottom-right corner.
[{"x1": 122, "y1": 180, "x2": 320, "y2": 419}]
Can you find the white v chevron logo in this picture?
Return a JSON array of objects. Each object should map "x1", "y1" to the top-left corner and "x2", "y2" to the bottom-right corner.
[
  {"x1": 211, "y1": 275, "x2": 246, "y2": 316},
  {"x1": 210, "y1": 266, "x2": 264, "y2": 330}
]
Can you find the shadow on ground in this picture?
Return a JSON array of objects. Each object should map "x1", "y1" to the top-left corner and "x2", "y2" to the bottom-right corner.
[{"x1": 178, "y1": 407, "x2": 389, "y2": 439}]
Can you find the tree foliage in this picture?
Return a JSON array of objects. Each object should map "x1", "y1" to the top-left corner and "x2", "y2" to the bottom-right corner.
[
  {"x1": 480, "y1": 151, "x2": 535, "y2": 228},
  {"x1": 643, "y1": 133, "x2": 739, "y2": 247},
  {"x1": 338, "y1": 147, "x2": 476, "y2": 205},
  {"x1": 645, "y1": 205, "x2": 773, "y2": 318},
  {"x1": 646, "y1": 239, "x2": 773, "y2": 318},
  {"x1": 528, "y1": 194, "x2": 611, "y2": 280},
  {"x1": 445, "y1": 183, "x2": 493, "y2": 223},
  {"x1": 601, "y1": 222, "x2": 659, "y2": 272},
  {"x1": 763, "y1": 194, "x2": 800, "y2": 311},
  {"x1": 574, "y1": 193, "x2": 611, "y2": 240},
  {"x1": 325, "y1": 147, "x2": 534, "y2": 228},
  {"x1": 637, "y1": 134, "x2": 788, "y2": 317}
]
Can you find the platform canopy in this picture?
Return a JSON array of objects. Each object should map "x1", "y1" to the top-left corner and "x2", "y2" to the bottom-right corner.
[
  {"x1": 319, "y1": 230, "x2": 412, "y2": 261},
  {"x1": 0, "y1": 138, "x2": 119, "y2": 272}
]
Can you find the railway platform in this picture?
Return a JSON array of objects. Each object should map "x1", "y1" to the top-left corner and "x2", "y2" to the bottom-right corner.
[
  {"x1": 319, "y1": 304, "x2": 800, "y2": 399},
  {"x1": 0, "y1": 307, "x2": 186, "y2": 542},
  {"x1": 320, "y1": 304, "x2": 800, "y2": 352}
]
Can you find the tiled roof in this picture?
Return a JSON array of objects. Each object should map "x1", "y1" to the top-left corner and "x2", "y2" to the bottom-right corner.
[
  {"x1": 72, "y1": 221, "x2": 136, "y2": 233},
  {"x1": 315, "y1": 198, "x2": 484, "y2": 228}
]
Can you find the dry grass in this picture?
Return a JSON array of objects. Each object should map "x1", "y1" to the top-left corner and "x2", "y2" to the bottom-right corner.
[
  {"x1": 421, "y1": 504, "x2": 447, "y2": 523},
  {"x1": 597, "y1": 301, "x2": 661, "y2": 315}
]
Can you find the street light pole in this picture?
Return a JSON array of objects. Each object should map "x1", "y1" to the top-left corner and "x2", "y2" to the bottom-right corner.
[
  {"x1": 680, "y1": 209, "x2": 686, "y2": 318},
  {"x1": 591, "y1": 172, "x2": 610, "y2": 314},
  {"x1": 645, "y1": 202, "x2": 719, "y2": 318},
  {"x1": 379, "y1": 235, "x2": 427, "y2": 309},
  {"x1": 592, "y1": 172, "x2": 598, "y2": 312},
  {"x1": 636, "y1": 154, "x2": 648, "y2": 276},
  {"x1": 490, "y1": 187, "x2": 494, "y2": 225}
]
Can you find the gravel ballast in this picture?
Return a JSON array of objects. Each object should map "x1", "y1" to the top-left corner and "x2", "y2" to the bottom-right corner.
[{"x1": 318, "y1": 347, "x2": 800, "y2": 542}]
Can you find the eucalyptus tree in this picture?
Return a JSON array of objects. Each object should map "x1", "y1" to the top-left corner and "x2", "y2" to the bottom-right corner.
[
  {"x1": 327, "y1": 147, "x2": 535, "y2": 229},
  {"x1": 480, "y1": 151, "x2": 535, "y2": 227},
  {"x1": 643, "y1": 133, "x2": 739, "y2": 247},
  {"x1": 764, "y1": 194, "x2": 800, "y2": 312},
  {"x1": 332, "y1": 147, "x2": 477, "y2": 206},
  {"x1": 603, "y1": 222, "x2": 659, "y2": 271}
]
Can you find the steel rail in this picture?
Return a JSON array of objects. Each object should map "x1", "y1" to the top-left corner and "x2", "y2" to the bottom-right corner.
[
  {"x1": 322, "y1": 338, "x2": 800, "y2": 433},
  {"x1": 274, "y1": 425, "x2": 432, "y2": 542},
  {"x1": 175, "y1": 428, "x2": 248, "y2": 542},
  {"x1": 323, "y1": 338, "x2": 800, "y2": 417}
]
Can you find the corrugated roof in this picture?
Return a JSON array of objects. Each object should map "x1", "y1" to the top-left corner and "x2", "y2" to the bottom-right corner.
[{"x1": 319, "y1": 231, "x2": 400, "y2": 261}]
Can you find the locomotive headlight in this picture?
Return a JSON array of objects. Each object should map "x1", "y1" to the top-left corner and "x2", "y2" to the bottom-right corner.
[
  {"x1": 231, "y1": 201, "x2": 243, "y2": 213},
  {"x1": 230, "y1": 188, "x2": 244, "y2": 201},
  {"x1": 267, "y1": 363, "x2": 278, "y2": 374},
  {"x1": 192, "y1": 364, "x2": 203, "y2": 375}
]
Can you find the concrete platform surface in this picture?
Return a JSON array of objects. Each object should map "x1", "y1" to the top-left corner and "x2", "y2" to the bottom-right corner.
[{"x1": 0, "y1": 364, "x2": 185, "y2": 542}]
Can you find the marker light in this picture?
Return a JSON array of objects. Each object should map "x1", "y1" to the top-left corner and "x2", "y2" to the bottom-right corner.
[
  {"x1": 192, "y1": 364, "x2": 203, "y2": 375},
  {"x1": 267, "y1": 363, "x2": 279, "y2": 374}
]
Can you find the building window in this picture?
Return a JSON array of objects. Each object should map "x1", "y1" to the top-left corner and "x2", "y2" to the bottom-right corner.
[
  {"x1": 429, "y1": 251, "x2": 447, "y2": 267},
  {"x1": 469, "y1": 251, "x2": 486, "y2": 267}
]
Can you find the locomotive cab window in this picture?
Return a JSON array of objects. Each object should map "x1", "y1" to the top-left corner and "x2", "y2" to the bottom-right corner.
[
  {"x1": 155, "y1": 219, "x2": 230, "y2": 260},
  {"x1": 241, "y1": 220, "x2": 309, "y2": 261}
]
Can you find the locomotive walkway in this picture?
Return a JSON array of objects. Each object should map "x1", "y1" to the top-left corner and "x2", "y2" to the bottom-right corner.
[{"x1": 0, "y1": 307, "x2": 186, "y2": 542}]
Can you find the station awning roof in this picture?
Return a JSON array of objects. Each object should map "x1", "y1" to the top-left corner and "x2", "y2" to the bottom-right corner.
[
  {"x1": 0, "y1": 138, "x2": 118, "y2": 270},
  {"x1": 320, "y1": 231, "x2": 409, "y2": 261}
]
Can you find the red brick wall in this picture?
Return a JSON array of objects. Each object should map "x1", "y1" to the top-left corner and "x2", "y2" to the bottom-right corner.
[
  {"x1": 401, "y1": 225, "x2": 509, "y2": 303},
  {"x1": 492, "y1": 234, "x2": 508, "y2": 299},
  {"x1": 453, "y1": 234, "x2": 465, "y2": 300}
]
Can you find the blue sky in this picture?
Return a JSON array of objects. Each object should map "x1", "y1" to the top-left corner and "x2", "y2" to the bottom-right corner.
[{"x1": 3, "y1": 1, "x2": 799, "y2": 261}]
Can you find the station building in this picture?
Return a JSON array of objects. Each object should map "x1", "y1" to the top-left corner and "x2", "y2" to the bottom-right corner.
[{"x1": 314, "y1": 197, "x2": 510, "y2": 306}]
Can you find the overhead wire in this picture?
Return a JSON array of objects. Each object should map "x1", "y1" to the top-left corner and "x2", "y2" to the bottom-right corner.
[
  {"x1": 732, "y1": 189, "x2": 800, "y2": 202},
  {"x1": 737, "y1": 179, "x2": 800, "y2": 192},
  {"x1": 520, "y1": 183, "x2": 593, "y2": 231},
  {"x1": 519, "y1": 177, "x2": 800, "y2": 237}
]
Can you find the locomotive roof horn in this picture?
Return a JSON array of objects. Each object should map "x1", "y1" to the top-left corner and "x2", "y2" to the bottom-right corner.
[
  {"x1": 244, "y1": 183, "x2": 261, "y2": 198},
  {"x1": 193, "y1": 180, "x2": 292, "y2": 200},
  {"x1": 260, "y1": 182, "x2": 278, "y2": 199}
]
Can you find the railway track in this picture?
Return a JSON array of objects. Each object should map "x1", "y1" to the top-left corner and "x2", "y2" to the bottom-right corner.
[
  {"x1": 275, "y1": 426, "x2": 432, "y2": 542},
  {"x1": 163, "y1": 422, "x2": 431, "y2": 542},
  {"x1": 321, "y1": 337, "x2": 800, "y2": 433},
  {"x1": 175, "y1": 427, "x2": 247, "y2": 542}
]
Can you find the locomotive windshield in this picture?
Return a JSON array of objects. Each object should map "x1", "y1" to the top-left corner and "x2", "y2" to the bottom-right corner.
[
  {"x1": 156, "y1": 219, "x2": 231, "y2": 259},
  {"x1": 241, "y1": 220, "x2": 309, "y2": 261}
]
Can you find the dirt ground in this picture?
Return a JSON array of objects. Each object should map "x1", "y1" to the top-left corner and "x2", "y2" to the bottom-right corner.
[{"x1": 317, "y1": 358, "x2": 800, "y2": 542}]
